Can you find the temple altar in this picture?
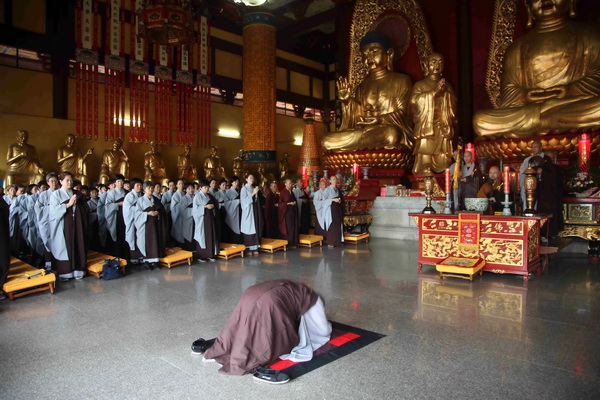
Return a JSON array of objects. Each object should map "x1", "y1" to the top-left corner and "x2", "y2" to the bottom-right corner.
[
  {"x1": 370, "y1": 196, "x2": 443, "y2": 240},
  {"x1": 409, "y1": 214, "x2": 549, "y2": 281}
]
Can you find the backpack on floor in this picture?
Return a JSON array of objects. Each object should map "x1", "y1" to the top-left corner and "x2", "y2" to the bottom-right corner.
[{"x1": 101, "y1": 259, "x2": 123, "y2": 280}]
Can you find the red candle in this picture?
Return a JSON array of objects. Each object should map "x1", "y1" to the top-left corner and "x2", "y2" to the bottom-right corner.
[
  {"x1": 445, "y1": 168, "x2": 451, "y2": 193},
  {"x1": 503, "y1": 166, "x2": 510, "y2": 194},
  {"x1": 352, "y1": 162, "x2": 359, "y2": 179},
  {"x1": 466, "y1": 143, "x2": 475, "y2": 160},
  {"x1": 579, "y1": 133, "x2": 590, "y2": 164},
  {"x1": 302, "y1": 166, "x2": 308, "y2": 187}
]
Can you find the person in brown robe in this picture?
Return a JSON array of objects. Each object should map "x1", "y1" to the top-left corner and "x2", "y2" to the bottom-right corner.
[
  {"x1": 294, "y1": 178, "x2": 311, "y2": 235},
  {"x1": 325, "y1": 175, "x2": 345, "y2": 247},
  {"x1": 264, "y1": 181, "x2": 280, "y2": 239},
  {"x1": 278, "y1": 179, "x2": 299, "y2": 247},
  {"x1": 534, "y1": 155, "x2": 563, "y2": 239},
  {"x1": 203, "y1": 279, "x2": 321, "y2": 375}
]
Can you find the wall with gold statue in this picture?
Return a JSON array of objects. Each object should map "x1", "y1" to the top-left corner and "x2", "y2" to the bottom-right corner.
[{"x1": 0, "y1": 65, "x2": 324, "y2": 183}]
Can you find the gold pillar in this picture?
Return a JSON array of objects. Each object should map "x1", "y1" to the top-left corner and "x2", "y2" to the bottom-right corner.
[{"x1": 242, "y1": 12, "x2": 276, "y2": 165}]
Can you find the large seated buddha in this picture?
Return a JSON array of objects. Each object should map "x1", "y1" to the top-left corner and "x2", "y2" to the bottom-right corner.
[
  {"x1": 474, "y1": 0, "x2": 600, "y2": 139},
  {"x1": 322, "y1": 31, "x2": 414, "y2": 152}
]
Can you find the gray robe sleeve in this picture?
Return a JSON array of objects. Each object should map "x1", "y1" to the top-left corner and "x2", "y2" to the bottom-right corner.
[
  {"x1": 48, "y1": 189, "x2": 70, "y2": 261},
  {"x1": 170, "y1": 191, "x2": 184, "y2": 242},
  {"x1": 133, "y1": 195, "x2": 151, "y2": 256},
  {"x1": 193, "y1": 192, "x2": 209, "y2": 248},
  {"x1": 224, "y1": 188, "x2": 241, "y2": 234},
  {"x1": 240, "y1": 184, "x2": 256, "y2": 235},
  {"x1": 123, "y1": 192, "x2": 139, "y2": 251},
  {"x1": 104, "y1": 189, "x2": 122, "y2": 242}
]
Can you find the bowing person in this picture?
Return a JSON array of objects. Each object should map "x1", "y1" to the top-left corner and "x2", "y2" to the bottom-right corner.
[
  {"x1": 48, "y1": 172, "x2": 89, "y2": 281},
  {"x1": 104, "y1": 174, "x2": 129, "y2": 259},
  {"x1": 293, "y1": 178, "x2": 310, "y2": 235},
  {"x1": 278, "y1": 179, "x2": 299, "y2": 247},
  {"x1": 173, "y1": 182, "x2": 196, "y2": 251},
  {"x1": 134, "y1": 181, "x2": 167, "y2": 268},
  {"x1": 193, "y1": 180, "x2": 219, "y2": 262},
  {"x1": 123, "y1": 178, "x2": 143, "y2": 262},
  {"x1": 312, "y1": 178, "x2": 329, "y2": 237},
  {"x1": 323, "y1": 175, "x2": 344, "y2": 247},
  {"x1": 264, "y1": 181, "x2": 280, "y2": 239},
  {"x1": 240, "y1": 174, "x2": 264, "y2": 256},
  {"x1": 223, "y1": 176, "x2": 242, "y2": 244}
]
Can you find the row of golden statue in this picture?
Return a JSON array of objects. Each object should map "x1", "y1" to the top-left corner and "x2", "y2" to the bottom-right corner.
[
  {"x1": 3, "y1": 130, "x2": 294, "y2": 187},
  {"x1": 321, "y1": 0, "x2": 600, "y2": 172},
  {"x1": 5, "y1": 0, "x2": 599, "y2": 184}
]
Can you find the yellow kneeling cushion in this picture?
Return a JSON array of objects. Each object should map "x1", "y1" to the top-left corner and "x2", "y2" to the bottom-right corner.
[
  {"x1": 436, "y1": 257, "x2": 485, "y2": 276},
  {"x1": 3, "y1": 263, "x2": 56, "y2": 300},
  {"x1": 344, "y1": 232, "x2": 370, "y2": 243},
  {"x1": 160, "y1": 247, "x2": 194, "y2": 268},
  {"x1": 260, "y1": 238, "x2": 288, "y2": 253},
  {"x1": 218, "y1": 243, "x2": 246, "y2": 259},
  {"x1": 87, "y1": 253, "x2": 127, "y2": 278},
  {"x1": 298, "y1": 234, "x2": 324, "y2": 247}
]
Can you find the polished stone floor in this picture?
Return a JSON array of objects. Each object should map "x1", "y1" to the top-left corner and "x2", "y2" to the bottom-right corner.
[{"x1": 1, "y1": 239, "x2": 599, "y2": 399}]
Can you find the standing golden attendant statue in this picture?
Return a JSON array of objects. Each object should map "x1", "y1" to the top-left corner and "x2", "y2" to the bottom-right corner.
[
  {"x1": 57, "y1": 134, "x2": 93, "y2": 186},
  {"x1": 322, "y1": 31, "x2": 414, "y2": 152},
  {"x1": 99, "y1": 138, "x2": 129, "y2": 184},
  {"x1": 410, "y1": 53, "x2": 456, "y2": 174},
  {"x1": 4, "y1": 130, "x2": 45, "y2": 186},
  {"x1": 143, "y1": 141, "x2": 168, "y2": 186},
  {"x1": 279, "y1": 152, "x2": 290, "y2": 179},
  {"x1": 232, "y1": 149, "x2": 244, "y2": 178},
  {"x1": 474, "y1": 0, "x2": 600, "y2": 138},
  {"x1": 203, "y1": 145, "x2": 225, "y2": 180},
  {"x1": 178, "y1": 144, "x2": 198, "y2": 183}
]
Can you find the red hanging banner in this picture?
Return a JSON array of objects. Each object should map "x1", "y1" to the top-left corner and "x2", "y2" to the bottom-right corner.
[
  {"x1": 196, "y1": 13, "x2": 211, "y2": 148},
  {"x1": 104, "y1": 0, "x2": 126, "y2": 141},
  {"x1": 129, "y1": 0, "x2": 150, "y2": 143},
  {"x1": 154, "y1": 45, "x2": 173, "y2": 145}
]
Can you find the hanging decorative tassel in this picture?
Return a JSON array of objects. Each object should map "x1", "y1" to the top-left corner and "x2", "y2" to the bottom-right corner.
[
  {"x1": 155, "y1": 45, "x2": 173, "y2": 144},
  {"x1": 176, "y1": 45, "x2": 193, "y2": 146},
  {"x1": 196, "y1": 12, "x2": 211, "y2": 148}
]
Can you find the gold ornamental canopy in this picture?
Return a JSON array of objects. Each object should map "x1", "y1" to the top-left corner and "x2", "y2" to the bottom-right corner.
[{"x1": 137, "y1": 0, "x2": 196, "y2": 45}]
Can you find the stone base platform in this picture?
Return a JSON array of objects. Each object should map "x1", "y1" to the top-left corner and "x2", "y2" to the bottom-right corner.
[{"x1": 369, "y1": 196, "x2": 443, "y2": 240}]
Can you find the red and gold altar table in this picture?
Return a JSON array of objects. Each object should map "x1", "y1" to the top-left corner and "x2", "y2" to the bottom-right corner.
[{"x1": 409, "y1": 214, "x2": 550, "y2": 281}]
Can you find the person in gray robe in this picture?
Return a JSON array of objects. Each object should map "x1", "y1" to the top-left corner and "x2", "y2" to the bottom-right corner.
[
  {"x1": 223, "y1": 176, "x2": 242, "y2": 244},
  {"x1": 312, "y1": 178, "x2": 330, "y2": 237},
  {"x1": 161, "y1": 179, "x2": 176, "y2": 245},
  {"x1": 48, "y1": 172, "x2": 89, "y2": 281},
  {"x1": 213, "y1": 179, "x2": 228, "y2": 242},
  {"x1": 134, "y1": 181, "x2": 167, "y2": 268},
  {"x1": 87, "y1": 187, "x2": 100, "y2": 251},
  {"x1": 96, "y1": 182, "x2": 110, "y2": 250},
  {"x1": 26, "y1": 183, "x2": 44, "y2": 263},
  {"x1": 173, "y1": 182, "x2": 196, "y2": 251},
  {"x1": 193, "y1": 180, "x2": 219, "y2": 261},
  {"x1": 170, "y1": 179, "x2": 186, "y2": 245},
  {"x1": 104, "y1": 174, "x2": 129, "y2": 259},
  {"x1": 240, "y1": 174, "x2": 264, "y2": 255},
  {"x1": 323, "y1": 176, "x2": 344, "y2": 247},
  {"x1": 123, "y1": 179, "x2": 143, "y2": 261},
  {"x1": 293, "y1": 178, "x2": 310, "y2": 235},
  {"x1": 35, "y1": 173, "x2": 59, "y2": 269},
  {"x1": 8, "y1": 186, "x2": 26, "y2": 256}
]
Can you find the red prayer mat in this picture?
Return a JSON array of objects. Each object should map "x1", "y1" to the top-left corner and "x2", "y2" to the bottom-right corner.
[{"x1": 268, "y1": 322, "x2": 384, "y2": 380}]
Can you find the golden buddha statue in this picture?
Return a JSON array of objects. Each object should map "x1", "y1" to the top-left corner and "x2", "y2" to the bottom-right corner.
[
  {"x1": 203, "y1": 145, "x2": 225, "y2": 180},
  {"x1": 143, "y1": 141, "x2": 168, "y2": 186},
  {"x1": 410, "y1": 53, "x2": 456, "y2": 174},
  {"x1": 178, "y1": 144, "x2": 198, "y2": 182},
  {"x1": 57, "y1": 134, "x2": 93, "y2": 185},
  {"x1": 232, "y1": 149, "x2": 244, "y2": 178},
  {"x1": 4, "y1": 130, "x2": 45, "y2": 186},
  {"x1": 279, "y1": 152, "x2": 290, "y2": 179},
  {"x1": 474, "y1": 0, "x2": 600, "y2": 138},
  {"x1": 99, "y1": 138, "x2": 129, "y2": 184},
  {"x1": 322, "y1": 31, "x2": 414, "y2": 152}
]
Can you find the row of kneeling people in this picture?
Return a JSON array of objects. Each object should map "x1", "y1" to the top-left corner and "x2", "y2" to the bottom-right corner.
[{"x1": 1, "y1": 172, "x2": 345, "y2": 281}]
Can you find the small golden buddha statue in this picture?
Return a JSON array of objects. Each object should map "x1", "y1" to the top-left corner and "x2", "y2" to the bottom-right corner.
[
  {"x1": 99, "y1": 138, "x2": 129, "y2": 184},
  {"x1": 279, "y1": 152, "x2": 290, "y2": 179},
  {"x1": 410, "y1": 53, "x2": 456, "y2": 174},
  {"x1": 322, "y1": 31, "x2": 414, "y2": 152},
  {"x1": 178, "y1": 144, "x2": 198, "y2": 182},
  {"x1": 144, "y1": 141, "x2": 168, "y2": 186},
  {"x1": 57, "y1": 134, "x2": 93, "y2": 185},
  {"x1": 203, "y1": 145, "x2": 225, "y2": 180},
  {"x1": 4, "y1": 129, "x2": 45, "y2": 186},
  {"x1": 474, "y1": 0, "x2": 600, "y2": 138},
  {"x1": 232, "y1": 149, "x2": 244, "y2": 178}
]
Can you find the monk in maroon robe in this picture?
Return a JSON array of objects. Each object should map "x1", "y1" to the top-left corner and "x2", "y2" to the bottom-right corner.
[
  {"x1": 264, "y1": 182, "x2": 280, "y2": 239},
  {"x1": 203, "y1": 279, "x2": 319, "y2": 375},
  {"x1": 278, "y1": 179, "x2": 299, "y2": 247}
]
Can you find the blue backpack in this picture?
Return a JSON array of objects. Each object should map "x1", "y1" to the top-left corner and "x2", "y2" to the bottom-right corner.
[{"x1": 102, "y1": 259, "x2": 123, "y2": 280}]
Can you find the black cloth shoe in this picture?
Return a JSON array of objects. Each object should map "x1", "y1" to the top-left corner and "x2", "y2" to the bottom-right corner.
[{"x1": 191, "y1": 338, "x2": 215, "y2": 354}]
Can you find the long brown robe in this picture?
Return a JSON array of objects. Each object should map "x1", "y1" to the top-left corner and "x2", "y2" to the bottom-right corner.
[
  {"x1": 278, "y1": 188, "x2": 298, "y2": 246},
  {"x1": 537, "y1": 160, "x2": 563, "y2": 237},
  {"x1": 0, "y1": 197, "x2": 10, "y2": 288},
  {"x1": 295, "y1": 188, "x2": 311, "y2": 235},
  {"x1": 327, "y1": 189, "x2": 344, "y2": 247},
  {"x1": 264, "y1": 191, "x2": 280, "y2": 239},
  {"x1": 140, "y1": 200, "x2": 167, "y2": 259},
  {"x1": 242, "y1": 189, "x2": 264, "y2": 247},
  {"x1": 204, "y1": 279, "x2": 319, "y2": 375},
  {"x1": 55, "y1": 191, "x2": 89, "y2": 276}
]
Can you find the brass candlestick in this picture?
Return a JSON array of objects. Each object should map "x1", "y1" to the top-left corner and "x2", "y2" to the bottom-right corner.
[
  {"x1": 522, "y1": 167, "x2": 538, "y2": 216},
  {"x1": 422, "y1": 172, "x2": 436, "y2": 214}
]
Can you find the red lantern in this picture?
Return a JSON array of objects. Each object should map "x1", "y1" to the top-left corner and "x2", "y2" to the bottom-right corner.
[{"x1": 465, "y1": 143, "x2": 475, "y2": 160}]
